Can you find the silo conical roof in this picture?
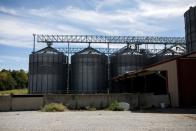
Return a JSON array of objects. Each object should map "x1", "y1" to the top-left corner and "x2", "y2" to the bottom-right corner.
[
  {"x1": 35, "y1": 46, "x2": 61, "y2": 54},
  {"x1": 75, "y1": 46, "x2": 104, "y2": 55},
  {"x1": 112, "y1": 45, "x2": 141, "y2": 55}
]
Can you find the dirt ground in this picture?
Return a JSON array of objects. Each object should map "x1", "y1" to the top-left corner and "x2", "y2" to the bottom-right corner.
[{"x1": 0, "y1": 110, "x2": 196, "y2": 131}]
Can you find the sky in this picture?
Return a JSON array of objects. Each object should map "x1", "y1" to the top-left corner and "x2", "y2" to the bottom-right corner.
[{"x1": 0, "y1": 0, "x2": 196, "y2": 71}]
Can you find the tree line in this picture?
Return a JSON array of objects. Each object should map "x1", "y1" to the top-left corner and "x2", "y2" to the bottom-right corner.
[{"x1": 0, "y1": 69, "x2": 28, "y2": 91}]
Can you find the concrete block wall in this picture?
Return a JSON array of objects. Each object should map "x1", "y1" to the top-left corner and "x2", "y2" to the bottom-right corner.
[
  {"x1": 139, "y1": 93, "x2": 154, "y2": 108},
  {"x1": 0, "y1": 95, "x2": 11, "y2": 111},
  {"x1": 0, "y1": 95, "x2": 43, "y2": 111},
  {"x1": 45, "y1": 94, "x2": 112, "y2": 109},
  {"x1": 0, "y1": 93, "x2": 170, "y2": 111},
  {"x1": 12, "y1": 96, "x2": 43, "y2": 111},
  {"x1": 45, "y1": 93, "x2": 140, "y2": 109},
  {"x1": 108, "y1": 94, "x2": 138, "y2": 109},
  {"x1": 139, "y1": 94, "x2": 170, "y2": 108},
  {"x1": 152, "y1": 95, "x2": 170, "y2": 107}
]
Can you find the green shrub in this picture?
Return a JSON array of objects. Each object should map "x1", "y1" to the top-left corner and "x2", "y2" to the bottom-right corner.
[
  {"x1": 107, "y1": 100, "x2": 124, "y2": 111},
  {"x1": 41, "y1": 103, "x2": 67, "y2": 112},
  {"x1": 85, "y1": 106, "x2": 96, "y2": 111}
]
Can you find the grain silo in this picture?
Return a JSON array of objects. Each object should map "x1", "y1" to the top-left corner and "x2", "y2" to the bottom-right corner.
[
  {"x1": 111, "y1": 45, "x2": 148, "y2": 77},
  {"x1": 184, "y1": 6, "x2": 196, "y2": 53},
  {"x1": 71, "y1": 46, "x2": 107, "y2": 93},
  {"x1": 28, "y1": 44, "x2": 68, "y2": 94},
  {"x1": 153, "y1": 45, "x2": 185, "y2": 63}
]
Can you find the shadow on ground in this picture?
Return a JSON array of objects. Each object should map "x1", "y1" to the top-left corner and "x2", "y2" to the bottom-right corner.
[{"x1": 132, "y1": 108, "x2": 196, "y2": 114}]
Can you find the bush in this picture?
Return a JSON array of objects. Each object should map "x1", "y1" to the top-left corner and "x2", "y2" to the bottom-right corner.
[
  {"x1": 107, "y1": 100, "x2": 124, "y2": 111},
  {"x1": 41, "y1": 103, "x2": 67, "y2": 112},
  {"x1": 85, "y1": 106, "x2": 96, "y2": 111}
]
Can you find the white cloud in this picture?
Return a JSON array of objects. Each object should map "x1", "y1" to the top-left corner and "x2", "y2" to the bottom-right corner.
[
  {"x1": 0, "y1": 0, "x2": 196, "y2": 49},
  {"x1": 136, "y1": 0, "x2": 196, "y2": 19},
  {"x1": 0, "y1": 13, "x2": 88, "y2": 48},
  {"x1": 0, "y1": 6, "x2": 18, "y2": 16},
  {"x1": 94, "y1": 0, "x2": 125, "y2": 11},
  {"x1": 50, "y1": 7, "x2": 167, "y2": 35}
]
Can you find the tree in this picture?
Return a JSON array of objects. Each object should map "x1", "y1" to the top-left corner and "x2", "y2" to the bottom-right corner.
[
  {"x1": 0, "y1": 72, "x2": 7, "y2": 90},
  {"x1": 0, "y1": 69, "x2": 28, "y2": 91},
  {"x1": 0, "y1": 71, "x2": 16, "y2": 90},
  {"x1": 13, "y1": 70, "x2": 28, "y2": 89}
]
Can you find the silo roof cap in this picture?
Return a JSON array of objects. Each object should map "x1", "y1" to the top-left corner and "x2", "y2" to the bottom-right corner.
[
  {"x1": 184, "y1": 5, "x2": 196, "y2": 15},
  {"x1": 112, "y1": 46, "x2": 142, "y2": 55},
  {"x1": 75, "y1": 46, "x2": 104, "y2": 55},
  {"x1": 156, "y1": 45, "x2": 185, "y2": 56},
  {"x1": 34, "y1": 46, "x2": 61, "y2": 54}
]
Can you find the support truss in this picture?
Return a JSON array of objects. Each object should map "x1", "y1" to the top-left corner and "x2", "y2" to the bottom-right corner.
[
  {"x1": 36, "y1": 34, "x2": 185, "y2": 45},
  {"x1": 57, "y1": 47, "x2": 120, "y2": 54},
  {"x1": 57, "y1": 47, "x2": 165, "y2": 54}
]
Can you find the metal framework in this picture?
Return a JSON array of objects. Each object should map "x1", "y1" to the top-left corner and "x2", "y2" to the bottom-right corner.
[
  {"x1": 36, "y1": 34, "x2": 185, "y2": 45},
  {"x1": 33, "y1": 34, "x2": 186, "y2": 93},
  {"x1": 57, "y1": 47, "x2": 119, "y2": 54},
  {"x1": 57, "y1": 47, "x2": 165, "y2": 54}
]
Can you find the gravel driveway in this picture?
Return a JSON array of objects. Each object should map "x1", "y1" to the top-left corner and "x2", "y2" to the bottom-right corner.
[{"x1": 0, "y1": 111, "x2": 196, "y2": 131}]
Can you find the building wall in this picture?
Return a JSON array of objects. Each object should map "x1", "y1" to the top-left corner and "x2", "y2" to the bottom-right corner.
[
  {"x1": 187, "y1": 53, "x2": 196, "y2": 57},
  {"x1": 146, "y1": 60, "x2": 179, "y2": 107}
]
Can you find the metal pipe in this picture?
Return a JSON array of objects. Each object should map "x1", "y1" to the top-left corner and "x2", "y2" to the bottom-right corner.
[
  {"x1": 67, "y1": 42, "x2": 70, "y2": 94},
  {"x1": 33, "y1": 34, "x2": 36, "y2": 53},
  {"x1": 107, "y1": 42, "x2": 110, "y2": 94}
]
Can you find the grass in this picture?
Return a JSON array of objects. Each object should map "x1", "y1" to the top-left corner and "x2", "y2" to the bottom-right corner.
[
  {"x1": 0, "y1": 88, "x2": 28, "y2": 95},
  {"x1": 107, "y1": 100, "x2": 124, "y2": 111},
  {"x1": 41, "y1": 103, "x2": 68, "y2": 112}
]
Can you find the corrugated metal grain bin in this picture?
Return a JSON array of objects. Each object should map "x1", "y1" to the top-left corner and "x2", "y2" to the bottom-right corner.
[
  {"x1": 153, "y1": 47, "x2": 183, "y2": 63},
  {"x1": 71, "y1": 46, "x2": 107, "y2": 93},
  {"x1": 184, "y1": 6, "x2": 196, "y2": 53},
  {"x1": 111, "y1": 46, "x2": 148, "y2": 77},
  {"x1": 28, "y1": 45, "x2": 68, "y2": 94}
]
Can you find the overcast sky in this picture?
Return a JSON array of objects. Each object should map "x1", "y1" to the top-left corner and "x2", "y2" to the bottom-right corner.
[{"x1": 0, "y1": 0, "x2": 196, "y2": 70}]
